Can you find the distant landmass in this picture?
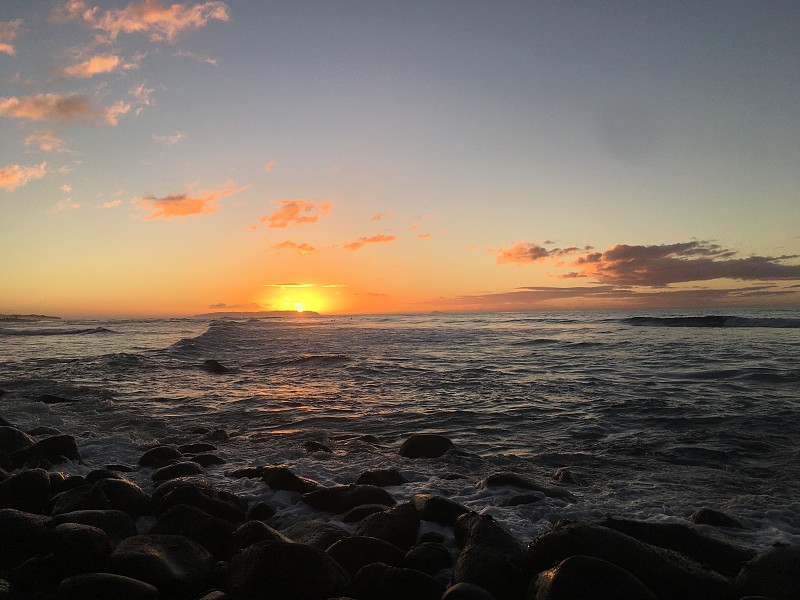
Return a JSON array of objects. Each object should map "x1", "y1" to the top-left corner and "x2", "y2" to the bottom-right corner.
[
  {"x1": 0, "y1": 314, "x2": 61, "y2": 322},
  {"x1": 194, "y1": 310, "x2": 321, "y2": 319}
]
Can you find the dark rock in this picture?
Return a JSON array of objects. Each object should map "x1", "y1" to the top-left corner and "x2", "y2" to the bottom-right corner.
[
  {"x1": 552, "y1": 467, "x2": 585, "y2": 485},
  {"x1": 353, "y1": 561, "x2": 445, "y2": 600},
  {"x1": 37, "y1": 393, "x2": 74, "y2": 404},
  {"x1": 107, "y1": 533, "x2": 214, "y2": 597},
  {"x1": 93, "y1": 477, "x2": 151, "y2": 518},
  {"x1": 58, "y1": 573, "x2": 159, "y2": 600},
  {"x1": 138, "y1": 445, "x2": 182, "y2": 468},
  {"x1": 26, "y1": 425, "x2": 63, "y2": 436},
  {"x1": 11, "y1": 434, "x2": 81, "y2": 468},
  {"x1": 736, "y1": 544, "x2": 800, "y2": 600},
  {"x1": 196, "y1": 591, "x2": 229, "y2": 600},
  {"x1": 152, "y1": 479, "x2": 247, "y2": 524},
  {"x1": 150, "y1": 503, "x2": 235, "y2": 558},
  {"x1": 598, "y1": 516, "x2": 756, "y2": 577},
  {"x1": 0, "y1": 450, "x2": 10, "y2": 472},
  {"x1": 7, "y1": 553, "x2": 63, "y2": 597},
  {"x1": 178, "y1": 442, "x2": 217, "y2": 454},
  {"x1": 398, "y1": 433, "x2": 455, "y2": 458},
  {"x1": 52, "y1": 522, "x2": 112, "y2": 573},
  {"x1": 442, "y1": 582, "x2": 497, "y2": 599},
  {"x1": 230, "y1": 520, "x2": 292, "y2": 554},
  {"x1": 302, "y1": 484, "x2": 396, "y2": 514},
  {"x1": 530, "y1": 554, "x2": 657, "y2": 599},
  {"x1": 59, "y1": 474, "x2": 87, "y2": 492},
  {"x1": 355, "y1": 468, "x2": 408, "y2": 487},
  {"x1": 201, "y1": 359, "x2": 230, "y2": 373},
  {"x1": 262, "y1": 466, "x2": 321, "y2": 494},
  {"x1": 0, "y1": 468, "x2": 51, "y2": 513},
  {"x1": 0, "y1": 426, "x2": 35, "y2": 453},
  {"x1": 303, "y1": 440, "x2": 333, "y2": 453},
  {"x1": 50, "y1": 483, "x2": 111, "y2": 515},
  {"x1": 404, "y1": 541, "x2": 451, "y2": 575},
  {"x1": 355, "y1": 502, "x2": 420, "y2": 551},
  {"x1": 285, "y1": 518, "x2": 350, "y2": 552},
  {"x1": 106, "y1": 463, "x2": 135, "y2": 472},
  {"x1": 687, "y1": 507, "x2": 745, "y2": 529},
  {"x1": 477, "y1": 472, "x2": 577, "y2": 502},
  {"x1": 327, "y1": 535, "x2": 405, "y2": 577},
  {"x1": 84, "y1": 469, "x2": 123, "y2": 483},
  {"x1": 208, "y1": 429, "x2": 230, "y2": 442},
  {"x1": 189, "y1": 453, "x2": 226, "y2": 467},
  {"x1": 341, "y1": 503, "x2": 389, "y2": 523},
  {"x1": 247, "y1": 501, "x2": 276, "y2": 522},
  {"x1": 227, "y1": 540, "x2": 349, "y2": 600},
  {"x1": 419, "y1": 530, "x2": 445, "y2": 544},
  {"x1": 525, "y1": 522, "x2": 735, "y2": 600},
  {"x1": 152, "y1": 460, "x2": 206, "y2": 483},
  {"x1": 51, "y1": 509, "x2": 137, "y2": 547},
  {"x1": 502, "y1": 493, "x2": 543, "y2": 507},
  {"x1": 0, "y1": 508, "x2": 53, "y2": 568},
  {"x1": 411, "y1": 493, "x2": 469, "y2": 525}
]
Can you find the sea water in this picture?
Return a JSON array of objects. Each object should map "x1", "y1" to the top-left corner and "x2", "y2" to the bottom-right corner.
[{"x1": 1, "y1": 309, "x2": 799, "y2": 550}]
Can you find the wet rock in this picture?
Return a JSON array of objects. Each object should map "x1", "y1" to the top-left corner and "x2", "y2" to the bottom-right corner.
[
  {"x1": 26, "y1": 425, "x2": 63, "y2": 436},
  {"x1": 179, "y1": 442, "x2": 217, "y2": 454},
  {"x1": 230, "y1": 520, "x2": 292, "y2": 554},
  {"x1": 530, "y1": 554, "x2": 657, "y2": 600},
  {"x1": 355, "y1": 502, "x2": 420, "y2": 551},
  {"x1": 263, "y1": 465, "x2": 321, "y2": 493},
  {"x1": 227, "y1": 540, "x2": 349, "y2": 600},
  {"x1": 525, "y1": 522, "x2": 735, "y2": 600},
  {"x1": 190, "y1": 453, "x2": 226, "y2": 467},
  {"x1": 52, "y1": 522, "x2": 112, "y2": 573},
  {"x1": 0, "y1": 451, "x2": 10, "y2": 472},
  {"x1": 477, "y1": 472, "x2": 577, "y2": 502},
  {"x1": 152, "y1": 460, "x2": 206, "y2": 483},
  {"x1": 37, "y1": 393, "x2": 74, "y2": 404},
  {"x1": 302, "y1": 484, "x2": 396, "y2": 514},
  {"x1": 150, "y1": 503, "x2": 235, "y2": 558},
  {"x1": 419, "y1": 530, "x2": 446, "y2": 544},
  {"x1": 58, "y1": 572, "x2": 160, "y2": 600},
  {"x1": 106, "y1": 463, "x2": 135, "y2": 473},
  {"x1": 736, "y1": 544, "x2": 800, "y2": 600},
  {"x1": 687, "y1": 507, "x2": 745, "y2": 529},
  {"x1": 304, "y1": 440, "x2": 333, "y2": 453},
  {"x1": 201, "y1": 359, "x2": 230, "y2": 374},
  {"x1": 353, "y1": 562, "x2": 445, "y2": 600},
  {"x1": 442, "y1": 582, "x2": 498, "y2": 599},
  {"x1": 196, "y1": 591, "x2": 229, "y2": 600},
  {"x1": 0, "y1": 508, "x2": 53, "y2": 568},
  {"x1": 327, "y1": 535, "x2": 406, "y2": 577},
  {"x1": 84, "y1": 469, "x2": 123, "y2": 483},
  {"x1": 598, "y1": 516, "x2": 756, "y2": 577},
  {"x1": 355, "y1": 468, "x2": 408, "y2": 487},
  {"x1": 552, "y1": 467, "x2": 585, "y2": 486},
  {"x1": 50, "y1": 483, "x2": 111, "y2": 515},
  {"x1": 411, "y1": 493, "x2": 469, "y2": 525},
  {"x1": 341, "y1": 503, "x2": 389, "y2": 523},
  {"x1": 405, "y1": 541, "x2": 451, "y2": 575},
  {"x1": 502, "y1": 493, "x2": 544, "y2": 507},
  {"x1": 0, "y1": 468, "x2": 51, "y2": 513},
  {"x1": 107, "y1": 533, "x2": 214, "y2": 597},
  {"x1": 93, "y1": 477, "x2": 151, "y2": 518},
  {"x1": 51, "y1": 509, "x2": 137, "y2": 548},
  {"x1": 11, "y1": 434, "x2": 80, "y2": 468},
  {"x1": 138, "y1": 445, "x2": 182, "y2": 468},
  {"x1": 152, "y1": 478, "x2": 247, "y2": 524},
  {"x1": 398, "y1": 433, "x2": 455, "y2": 458},
  {"x1": 247, "y1": 501, "x2": 276, "y2": 522},
  {"x1": 285, "y1": 518, "x2": 350, "y2": 552},
  {"x1": 0, "y1": 426, "x2": 35, "y2": 454}
]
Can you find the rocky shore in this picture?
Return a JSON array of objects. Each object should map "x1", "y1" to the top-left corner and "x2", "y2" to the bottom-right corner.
[{"x1": 0, "y1": 422, "x2": 797, "y2": 600}]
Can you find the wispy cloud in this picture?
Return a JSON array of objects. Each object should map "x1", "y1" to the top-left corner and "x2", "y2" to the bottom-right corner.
[
  {"x1": 62, "y1": 54, "x2": 121, "y2": 78},
  {"x1": 173, "y1": 49, "x2": 217, "y2": 65},
  {"x1": 153, "y1": 130, "x2": 185, "y2": 146},
  {"x1": 0, "y1": 19, "x2": 22, "y2": 56},
  {"x1": 0, "y1": 93, "x2": 129, "y2": 125},
  {"x1": 369, "y1": 212, "x2": 388, "y2": 222},
  {"x1": 101, "y1": 199, "x2": 122, "y2": 208},
  {"x1": 264, "y1": 160, "x2": 276, "y2": 172},
  {"x1": 208, "y1": 302, "x2": 260, "y2": 310},
  {"x1": 133, "y1": 181, "x2": 245, "y2": 219},
  {"x1": 24, "y1": 130, "x2": 68, "y2": 153},
  {"x1": 0, "y1": 162, "x2": 47, "y2": 192},
  {"x1": 494, "y1": 242, "x2": 587, "y2": 265},
  {"x1": 263, "y1": 283, "x2": 315, "y2": 288},
  {"x1": 259, "y1": 200, "x2": 331, "y2": 228},
  {"x1": 344, "y1": 234, "x2": 397, "y2": 251},
  {"x1": 272, "y1": 240, "x2": 316, "y2": 255},
  {"x1": 52, "y1": 0, "x2": 230, "y2": 43}
]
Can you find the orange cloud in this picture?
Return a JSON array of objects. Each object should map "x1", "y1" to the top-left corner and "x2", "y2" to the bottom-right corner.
[
  {"x1": 63, "y1": 54, "x2": 121, "y2": 78},
  {"x1": 0, "y1": 94, "x2": 129, "y2": 125},
  {"x1": 369, "y1": 212, "x2": 388, "y2": 221},
  {"x1": 494, "y1": 242, "x2": 585, "y2": 265},
  {"x1": 344, "y1": 234, "x2": 397, "y2": 251},
  {"x1": 134, "y1": 182, "x2": 244, "y2": 219},
  {"x1": 260, "y1": 200, "x2": 331, "y2": 228},
  {"x1": 416, "y1": 233, "x2": 432, "y2": 239},
  {"x1": 264, "y1": 160, "x2": 276, "y2": 172},
  {"x1": 24, "y1": 130, "x2": 68, "y2": 152},
  {"x1": 0, "y1": 19, "x2": 21, "y2": 56},
  {"x1": 54, "y1": 0, "x2": 230, "y2": 43},
  {"x1": 153, "y1": 131, "x2": 185, "y2": 146},
  {"x1": 0, "y1": 162, "x2": 47, "y2": 192},
  {"x1": 273, "y1": 241, "x2": 316, "y2": 255}
]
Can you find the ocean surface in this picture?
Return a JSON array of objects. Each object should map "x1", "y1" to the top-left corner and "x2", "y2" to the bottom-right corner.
[{"x1": 1, "y1": 309, "x2": 799, "y2": 551}]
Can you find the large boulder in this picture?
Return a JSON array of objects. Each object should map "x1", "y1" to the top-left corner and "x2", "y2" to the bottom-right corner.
[
  {"x1": 355, "y1": 502, "x2": 420, "y2": 551},
  {"x1": 51, "y1": 509, "x2": 137, "y2": 548},
  {"x1": 138, "y1": 445, "x2": 182, "y2": 468},
  {"x1": 227, "y1": 540, "x2": 349, "y2": 600},
  {"x1": 285, "y1": 518, "x2": 350, "y2": 552},
  {"x1": 50, "y1": 483, "x2": 111, "y2": 515},
  {"x1": 93, "y1": 477, "x2": 151, "y2": 518},
  {"x1": 11, "y1": 434, "x2": 81, "y2": 468},
  {"x1": 0, "y1": 426, "x2": 35, "y2": 454},
  {"x1": 0, "y1": 508, "x2": 53, "y2": 568},
  {"x1": 302, "y1": 484, "x2": 396, "y2": 514},
  {"x1": 152, "y1": 478, "x2": 247, "y2": 523},
  {"x1": 352, "y1": 562, "x2": 445, "y2": 600},
  {"x1": 735, "y1": 544, "x2": 800, "y2": 600},
  {"x1": 354, "y1": 468, "x2": 408, "y2": 487},
  {"x1": 398, "y1": 434, "x2": 455, "y2": 459},
  {"x1": 150, "y1": 503, "x2": 235, "y2": 558},
  {"x1": 152, "y1": 460, "x2": 206, "y2": 483},
  {"x1": 404, "y1": 541, "x2": 451, "y2": 575},
  {"x1": 58, "y1": 573, "x2": 160, "y2": 600},
  {"x1": 51, "y1": 522, "x2": 112, "y2": 573},
  {"x1": 0, "y1": 468, "x2": 51, "y2": 513},
  {"x1": 327, "y1": 535, "x2": 406, "y2": 577},
  {"x1": 477, "y1": 472, "x2": 576, "y2": 503},
  {"x1": 229, "y1": 520, "x2": 292, "y2": 554},
  {"x1": 411, "y1": 493, "x2": 469, "y2": 525},
  {"x1": 530, "y1": 554, "x2": 657, "y2": 600},
  {"x1": 687, "y1": 507, "x2": 745, "y2": 529}
]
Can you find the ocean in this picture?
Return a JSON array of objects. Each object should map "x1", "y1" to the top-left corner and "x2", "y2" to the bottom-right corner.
[{"x1": 1, "y1": 309, "x2": 799, "y2": 551}]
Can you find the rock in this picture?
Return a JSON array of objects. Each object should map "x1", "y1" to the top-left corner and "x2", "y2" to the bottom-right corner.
[
  {"x1": 0, "y1": 468, "x2": 51, "y2": 513},
  {"x1": 84, "y1": 469, "x2": 124, "y2": 483},
  {"x1": 52, "y1": 509, "x2": 137, "y2": 547},
  {"x1": 736, "y1": 544, "x2": 800, "y2": 600},
  {"x1": 0, "y1": 508, "x2": 53, "y2": 568},
  {"x1": 10, "y1": 434, "x2": 81, "y2": 468},
  {"x1": 58, "y1": 573, "x2": 160, "y2": 600},
  {"x1": 190, "y1": 453, "x2": 226, "y2": 467},
  {"x1": 152, "y1": 478, "x2": 247, "y2": 524},
  {"x1": 152, "y1": 460, "x2": 206, "y2": 483},
  {"x1": 341, "y1": 504, "x2": 389, "y2": 523},
  {"x1": 150, "y1": 503, "x2": 235, "y2": 559},
  {"x1": 52, "y1": 522, "x2": 112, "y2": 573},
  {"x1": 405, "y1": 541, "x2": 451, "y2": 575},
  {"x1": 354, "y1": 468, "x2": 408, "y2": 487},
  {"x1": 262, "y1": 466, "x2": 321, "y2": 494},
  {"x1": 285, "y1": 518, "x2": 350, "y2": 552},
  {"x1": 419, "y1": 530, "x2": 446, "y2": 544},
  {"x1": 355, "y1": 502, "x2": 420, "y2": 551},
  {"x1": 229, "y1": 520, "x2": 292, "y2": 554},
  {"x1": 50, "y1": 483, "x2": 111, "y2": 515},
  {"x1": 201, "y1": 359, "x2": 230, "y2": 374},
  {"x1": 598, "y1": 516, "x2": 756, "y2": 577},
  {"x1": 106, "y1": 463, "x2": 135, "y2": 472},
  {"x1": 178, "y1": 442, "x2": 217, "y2": 454},
  {"x1": 327, "y1": 536, "x2": 406, "y2": 577},
  {"x1": 530, "y1": 554, "x2": 657, "y2": 600},
  {"x1": 139, "y1": 445, "x2": 183, "y2": 468},
  {"x1": 38, "y1": 393, "x2": 74, "y2": 404},
  {"x1": 687, "y1": 507, "x2": 745, "y2": 529},
  {"x1": 107, "y1": 534, "x2": 214, "y2": 597},
  {"x1": 552, "y1": 468, "x2": 585, "y2": 485},
  {"x1": 227, "y1": 540, "x2": 349, "y2": 600},
  {"x1": 0, "y1": 426, "x2": 35, "y2": 454},
  {"x1": 411, "y1": 493, "x2": 469, "y2": 525},
  {"x1": 247, "y1": 501, "x2": 276, "y2": 522},
  {"x1": 477, "y1": 473, "x2": 577, "y2": 503},
  {"x1": 303, "y1": 440, "x2": 333, "y2": 453},
  {"x1": 442, "y1": 582, "x2": 498, "y2": 599},
  {"x1": 525, "y1": 522, "x2": 735, "y2": 600},
  {"x1": 502, "y1": 493, "x2": 543, "y2": 507},
  {"x1": 93, "y1": 477, "x2": 151, "y2": 518},
  {"x1": 398, "y1": 433, "x2": 455, "y2": 458},
  {"x1": 352, "y1": 562, "x2": 445, "y2": 600},
  {"x1": 302, "y1": 484, "x2": 396, "y2": 514}
]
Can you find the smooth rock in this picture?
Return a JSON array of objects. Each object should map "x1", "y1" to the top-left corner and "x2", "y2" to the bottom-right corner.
[
  {"x1": 50, "y1": 483, "x2": 111, "y2": 515},
  {"x1": 442, "y1": 582, "x2": 498, "y2": 599},
  {"x1": 302, "y1": 484, "x2": 396, "y2": 514},
  {"x1": 687, "y1": 507, "x2": 745, "y2": 529},
  {"x1": 0, "y1": 426, "x2": 35, "y2": 454},
  {"x1": 138, "y1": 445, "x2": 183, "y2": 468},
  {"x1": 736, "y1": 544, "x2": 800, "y2": 600},
  {"x1": 152, "y1": 478, "x2": 247, "y2": 523},
  {"x1": 477, "y1": 473, "x2": 576, "y2": 502},
  {"x1": 341, "y1": 503, "x2": 389, "y2": 523},
  {"x1": 229, "y1": 520, "x2": 292, "y2": 554},
  {"x1": 201, "y1": 359, "x2": 230, "y2": 374},
  {"x1": 246, "y1": 501, "x2": 276, "y2": 522},
  {"x1": 58, "y1": 572, "x2": 160, "y2": 600},
  {"x1": 11, "y1": 434, "x2": 81, "y2": 468},
  {"x1": 190, "y1": 453, "x2": 226, "y2": 467},
  {"x1": 303, "y1": 440, "x2": 333, "y2": 453},
  {"x1": 530, "y1": 554, "x2": 657, "y2": 600},
  {"x1": 93, "y1": 478, "x2": 151, "y2": 518},
  {"x1": 52, "y1": 522, "x2": 112, "y2": 573},
  {"x1": 411, "y1": 493, "x2": 469, "y2": 525},
  {"x1": 398, "y1": 434, "x2": 455, "y2": 459},
  {"x1": 0, "y1": 508, "x2": 53, "y2": 568},
  {"x1": 404, "y1": 541, "x2": 451, "y2": 575},
  {"x1": 262, "y1": 466, "x2": 320, "y2": 494},
  {"x1": 285, "y1": 518, "x2": 350, "y2": 552},
  {"x1": 0, "y1": 468, "x2": 51, "y2": 513},
  {"x1": 327, "y1": 535, "x2": 406, "y2": 577},
  {"x1": 150, "y1": 503, "x2": 235, "y2": 558},
  {"x1": 354, "y1": 468, "x2": 408, "y2": 487},
  {"x1": 152, "y1": 460, "x2": 206, "y2": 483},
  {"x1": 51, "y1": 509, "x2": 137, "y2": 548},
  {"x1": 353, "y1": 562, "x2": 445, "y2": 600},
  {"x1": 355, "y1": 502, "x2": 420, "y2": 551}
]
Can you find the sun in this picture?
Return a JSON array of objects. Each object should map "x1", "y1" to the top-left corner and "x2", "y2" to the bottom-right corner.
[{"x1": 294, "y1": 302, "x2": 304, "y2": 313}]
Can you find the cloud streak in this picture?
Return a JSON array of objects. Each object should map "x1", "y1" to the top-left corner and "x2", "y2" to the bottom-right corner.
[
  {"x1": 495, "y1": 242, "x2": 586, "y2": 265},
  {"x1": 24, "y1": 130, "x2": 68, "y2": 153},
  {"x1": 0, "y1": 19, "x2": 21, "y2": 56},
  {"x1": 62, "y1": 54, "x2": 121, "y2": 78},
  {"x1": 0, "y1": 162, "x2": 47, "y2": 192},
  {"x1": 344, "y1": 234, "x2": 397, "y2": 251},
  {"x1": 133, "y1": 182, "x2": 244, "y2": 219},
  {"x1": 0, "y1": 94, "x2": 129, "y2": 125},
  {"x1": 259, "y1": 200, "x2": 331, "y2": 228},
  {"x1": 272, "y1": 241, "x2": 316, "y2": 255}
]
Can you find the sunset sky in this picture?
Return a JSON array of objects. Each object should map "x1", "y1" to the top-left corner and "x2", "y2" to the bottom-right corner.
[{"x1": 1, "y1": 1, "x2": 799, "y2": 317}]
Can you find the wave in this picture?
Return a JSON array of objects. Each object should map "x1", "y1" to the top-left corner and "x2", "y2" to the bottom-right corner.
[
  {"x1": 0, "y1": 326, "x2": 117, "y2": 337},
  {"x1": 624, "y1": 316, "x2": 800, "y2": 328}
]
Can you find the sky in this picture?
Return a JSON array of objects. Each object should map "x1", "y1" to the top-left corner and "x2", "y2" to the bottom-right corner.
[{"x1": 1, "y1": 1, "x2": 799, "y2": 317}]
